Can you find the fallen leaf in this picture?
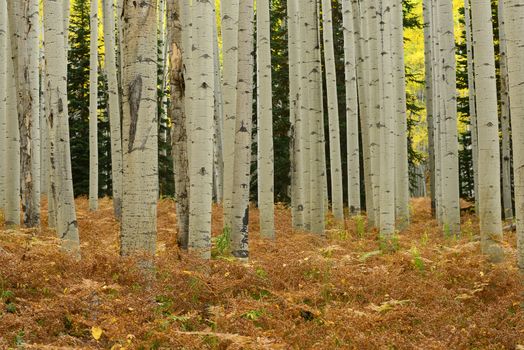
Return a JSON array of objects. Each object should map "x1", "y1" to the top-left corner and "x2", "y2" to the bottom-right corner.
[{"x1": 91, "y1": 326, "x2": 103, "y2": 340}]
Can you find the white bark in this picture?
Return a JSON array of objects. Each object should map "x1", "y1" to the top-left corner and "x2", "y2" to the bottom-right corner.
[
  {"x1": 342, "y1": 0, "x2": 361, "y2": 216},
  {"x1": 504, "y1": 0, "x2": 524, "y2": 269},
  {"x1": 102, "y1": 0, "x2": 124, "y2": 219},
  {"x1": 188, "y1": 0, "x2": 215, "y2": 259},
  {"x1": 392, "y1": 0, "x2": 410, "y2": 229},
  {"x1": 470, "y1": 0, "x2": 504, "y2": 262},
  {"x1": 119, "y1": 0, "x2": 158, "y2": 257},
  {"x1": 230, "y1": 0, "x2": 254, "y2": 259},
  {"x1": 8, "y1": 0, "x2": 41, "y2": 227},
  {"x1": 213, "y1": 12, "x2": 224, "y2": 204},
  {"x1": 220, "y1": 0, "x2": 240, "y2": 229},
  {"x1": 89, "y1": 0, "x2": 99, "y2": 211},
  {"x1": 464, "y1": 0, "x2": 479, "y2": 213},
  {"x1": 256, "y1": 0, "x2": 275, "y2": 237},
  {"x1": 0, "y1": 0, "x2": 6, "y2": 212},
  {"x1": 497, "y1": 0, "x2": 513, "y2": 220},
  {"x1": 44, "y1": 0, "x2": 80, "y2": 254},
  {"x1": 321, "y1": 0, "x2": 344, "y2": 222}
]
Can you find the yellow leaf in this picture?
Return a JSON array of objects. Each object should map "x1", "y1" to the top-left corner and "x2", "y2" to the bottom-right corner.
[{"x1": 91, "y1": 326, "x2": 103, "y2": 340}]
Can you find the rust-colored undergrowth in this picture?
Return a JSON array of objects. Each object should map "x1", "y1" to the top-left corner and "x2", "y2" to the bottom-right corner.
[{"x1": 0, "y1": 198, "x2": 522, "y2": 349}]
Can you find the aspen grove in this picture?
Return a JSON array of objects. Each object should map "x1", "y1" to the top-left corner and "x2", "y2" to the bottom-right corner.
[{"x1": 0, "y1": 0, "x2": 523, "y2": 348}]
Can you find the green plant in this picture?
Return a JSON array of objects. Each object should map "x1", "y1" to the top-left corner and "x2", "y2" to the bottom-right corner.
[
  {"x1": 212, "y1": 226, "x2": 231, "y2": 258},
  {"x1": 379, "y1": 233, "x2": 400, "y2": 253},
  {"x1": 255, "y1": 267, "x2": 268, "y2": 279},
  {"x1": 241, "y1": 309, "x2": 264, "y2": 321},
  {"x1": 354, "y1": 215, "x2": 366, "y2": 238},
  {"x1": 410, "y1": 246, "x2": 425, "y2": 272},
  {"x1": 420, "y1": 230, "x2": 430, "y2": 246}
]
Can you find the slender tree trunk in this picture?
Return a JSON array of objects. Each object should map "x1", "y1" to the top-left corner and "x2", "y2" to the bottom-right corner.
[
  {"x1": 392, "y1": 0, "x2": 410, "y2": 229},
  {"x1": 8, "y1": 0, "x2": 41, "y2": 227},
  {"x1": 102, "y1": 0, "x2": 123, "y2": 219},
  {"x1": 0, "y1": 0, "x2": 6, "y2": 213},
  {"x1": 188, "y1": 0, "x2": 215, "y2": 259},
  {"x1": 321, "y1": 0, "x2": 344, "y2": 222},
  {"x1": 230, "y1": 0, "x2": 254, "y2": 259},
  {"x1": 89, "y1": 0, "x2": 99, "y2": 211},
  {"x1": 504, "y1": 0, "x2": 524, "y2": 269},
  {"x1": 497, "y1": 0, "x2": 513, "y2": 221},
  {"x1": 464, "y1": 0, "x2": 479, "y2": 213},
  {"x1": 119, "y1": 0, "x2": 158, "y2": 257},
  {"x1": 423, "y1": 0, "x2": 436, "y2": 217},
  {"x1": 221, "y1": 0, "x2": 240, "y2": 230},
  {"x1": 437, "y1": 0, "x2": 460, "y2": 235},
  {"x1": 470, "y1": 0, "x2": 504, "y2": 262},
  {"x1": 43, "y1": 0, "x2": 80, "y2": 255},
  {"x1": 256, "y1": 0, "x2": 275, "y2": 237},
  {"x1": 342, "y1": 0, "x2": 361, "y2": 216},
  {"x1": 167, "y1": 0, "x2": 190, "y2": 250},
  {"x1": 213, "y1": 12, "x2": 224, "y2": 204}
]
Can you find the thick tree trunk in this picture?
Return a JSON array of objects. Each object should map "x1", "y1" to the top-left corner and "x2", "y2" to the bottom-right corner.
[
  {"x1": 470, "y1": 0, "x2": 504, "y2": 262},
  {"x1": 504, "y1": 0, "x2": 524, "y2": 269},
  {"x1": 497, "y1": 0, "x2": 513, "y2": 221},
  {"x1": 221, "y1": 0, "x2": 240, "y2": 230},
  {"x1": 188, "y1": 0, "x2": 215, "y2": 259},
  {"x1": 43, "y1": 0, "x2": 80, "y2": 255},
  {"x1": 0, "y1": 0, "x2": 6, "y2": 212},
  {"x1": 102, "y1": 0, "x2": 124, "y2": 219},
  {"x1": 321, "y1": 0, "x2": 344, "y2": 222},
  {"x1": 392, "y1": 0, "x2": 410, "y2": 229},
  {"x1": 89, "y1": 0, "x2": 99, "y2": 211},
  {"x1": 256, "y1": 0, "x2": 275, "y2": 238},
  {"x1": 119, "y1": 0, "x2": 158, "y2": 257},
  {"x1": 342, "y1": 0, "x2": 361, "y2": 216},
  {"x1": 230, "y1": 0, "x2": 255, "y2": 259},
  {"x1": 167, "y1": 0, "x2": 190, "y2": 250},
  {"x1": 8, "y1": 0, "x2": 41, "y2": 227}
]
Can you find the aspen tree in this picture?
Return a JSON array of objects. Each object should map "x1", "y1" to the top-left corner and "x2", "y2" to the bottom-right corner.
[
  {"x1": 378, "y1": 0, "x2": 396, "y2": 237},
  {"x1": 8, "y1": 0, "x2": 41, "y2": 227},
  {"x1": 342, "y1": 0, "x2": 361, "y2": 216},
  {"x1": 0, "y1": 0, "x2": 6, "y2": 212},
  {"x1": 470, "y1": 0, "x2": 504, "y2": 262},
  {"x1": 213, "y1": 11, "x2": 224, "y2": 204},
  {"x1": 321, "y1": 0, "x2": 344, "y2": 222},
  {"x1": 464, "y1": 0, "x2": 479, "y2": 212},
  {"x1": 231, "y1": 0, "x2": 255, "y2": 259},
  {"x1": 188, "y1": 0, "x2": 215, "y2": 258},
  {"x1": 119, "y1": 0, "x2": 158, "y2": 257},
  {"x1": 89, "y1": 0, "x2": 99, "y2": 211},
  {"x1": 392, "y1": 0, "x2": 410, "y2": 229},
  {"x1": 43, "y1": 0, "x2": 80, "y2": 254},
  {"x1": 504, "y1": 0, "x2": 524, "y2": 269},
  {"x1": 221, "y1": 0, "x2": 240, "y2": 229},
  {"x1": 257, "y1": 0, "x2": 275, "y2": 237},
  {"x1": 167, "y1": 0, "x2": 190, "y2": 249},
  {"x1": 422, "y1": 0, "x2": 436, "y2": 216},
  {"x1": 497, "y1": 0, "x2": 513, "y2": 220},
  {"x1": 437, "y1": 0, "x2": 460, "y2": 235},
  {"x1": 102, "y1": 0, "x2": 124, "y2": 219},
  {"x1": 287, "y1": 0, "x2": 304, "y2": 230}
]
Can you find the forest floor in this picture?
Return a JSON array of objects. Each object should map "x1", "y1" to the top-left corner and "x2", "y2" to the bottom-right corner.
[{"x1": 0, "y1": 198, "x2": 523, "y2": 349}]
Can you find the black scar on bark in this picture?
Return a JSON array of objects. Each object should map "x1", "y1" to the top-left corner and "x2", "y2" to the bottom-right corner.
[{"x1": 128, "y1": 75, "x2": 143, "y2": 153}]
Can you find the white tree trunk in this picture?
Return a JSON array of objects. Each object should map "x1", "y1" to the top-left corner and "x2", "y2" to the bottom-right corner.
[
  {"x1": 256, "y1": 0, "x2": 275, "y2": 237},
  {"x1": 44, "y1": 0, "x2": 80, "y2": 255},
  {"x1": 188, "y1": 0, "x2": 215, "y2": 259},
  {"x1": 89, "y1": 0, "x2": 99, "y2": 211},
  {"x1": 464, "y1": 0, "x2": 479, "y2": 213},
  {"x1": 342, "y1": 0, "x2": 361, "y2": 216},
  {"x1": 213, "y1": 12, "x2": 224, "y2": 204},
  {"x1": 167, "y1": 0, "x2": 190, "y2": 249},
  {"x1": 504, "y1": 0, "x2": 524, "y2": 269},
  {"x1": 497, "y1": 0, "x2": 513, "y2": 221},
  {"x1": 470, "y1": 0, "x2": 504, "y2": 262},
  {"x1": 0, "y1": 0, "x2": 6, "y2": 213},
  {"x1": 119, "y1": 0, "x2": 158, "y2": 257},
  {"x1": 437, "y1": 0, "x2": 460, "y2": 235},
  {"x1": 8, "y1": 0, "x2": 41, "y2": 227},
  {"x1": 221, "y1": 0, "x2": 240, "y2": 229},
  {"x1": 230, "y1": 0, "x2": 254, "y2": 259},
  {"x1": 102, "y1": 0, "x2": 124, "y2": 219},
  {"x1": 392, "y1": 0, "x2": 410, "y2": 229},
  {"x1": 321, "y1": 0, "x2": 344, "y2": 222}
]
